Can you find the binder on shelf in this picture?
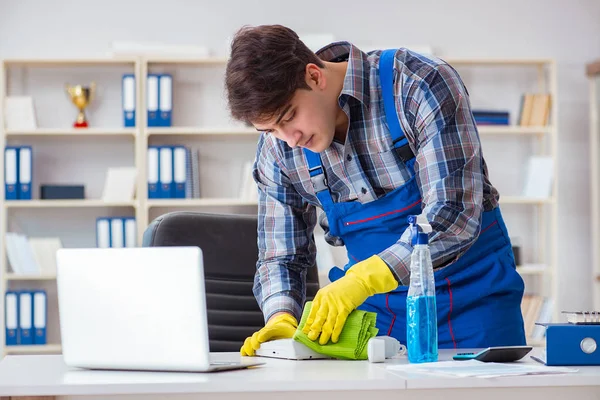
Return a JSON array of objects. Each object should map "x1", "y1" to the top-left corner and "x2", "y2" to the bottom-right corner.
[
  {"x1": 5, "y1": 291, "x2": 18, "y2": 346},
  {"x1": 110, "y1": 218, "x2": 124, "y2": 248},
  {"x1": 18, "y1": 146, "x2": 32, "y2": 200},
  {"x1": 32, "y1": 290, "x2": 47, "y2": 345},
  {"x1": 173, "y1": 145, "x2": 187, "y2": 198},
  {"x1": 147, "y1": 146, "x2": 160, "y2": 199},
  {"x1": 158, "y1": 74, "x2": 172, "y2": 127},
  {"x1": 122, "y1": 74, "x2": 136, "y2": 127},
  {"x1": 124, "y1": 217, "x2": 136, "y2": 247},
  {"x1": 18, "y1": 291, "x2": 33, "y2": 345},
  {"x1": 147, "y1": 74, "x2": 160, "y2": 127},
  {"x1": 4, "y1": 146, "x2": 18, "y2": 200},
  {"x1": 159, "y1": 146, "x2": 174, "y2": 198},
  {"x1": 96, "y1": 217, "x2": 111, "y2": 248}
]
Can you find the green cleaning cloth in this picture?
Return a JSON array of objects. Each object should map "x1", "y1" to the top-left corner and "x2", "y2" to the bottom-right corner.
[{"x1": 292, "y1": 301, "x2": 379, "y2": 360}]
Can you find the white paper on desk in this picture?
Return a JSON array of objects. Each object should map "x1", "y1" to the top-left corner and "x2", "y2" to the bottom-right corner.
[{"x1": 387, "y1": 360, "x2": 578, "y2": 378}]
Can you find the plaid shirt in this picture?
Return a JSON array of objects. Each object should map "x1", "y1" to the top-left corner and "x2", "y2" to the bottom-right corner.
[{"x1": 252, "y1": 41, "x2": 499, "y2": 323}]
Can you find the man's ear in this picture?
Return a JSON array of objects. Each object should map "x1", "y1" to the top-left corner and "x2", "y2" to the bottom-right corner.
[{"x1": 306, "y1": 63, "x2": 326, "y2": 90}]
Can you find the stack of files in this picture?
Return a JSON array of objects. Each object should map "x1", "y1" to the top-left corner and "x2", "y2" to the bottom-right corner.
[
  {"x1": 96, "y1": 217, "x2": 137, "y2": 248},
  {"x1": 121, "y1": 73, "x2": 172, "y2": 127},
  {"x1": 5, "y1": 290, "x2": 47, "y2": 346},
  {"x1": 472, "y1": 110, "x2": 510, "y2": 125},
  {"x1": 5, "y1": 233, "x2": 62, "y2": 276},
  {"x1": 147, "y1": 145, "x2": 200, "y2": 199},
  {"x1": 4, "y1": 146, "x2": 32, "y2": 200}
]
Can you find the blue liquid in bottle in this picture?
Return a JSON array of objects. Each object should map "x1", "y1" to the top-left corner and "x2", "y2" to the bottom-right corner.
[
  {"x1": 406, "y1": 295, "x2": 438, "y2": 363},
  {"x1": 406, "y1": 231, "x2": 438, "y2": 363}
]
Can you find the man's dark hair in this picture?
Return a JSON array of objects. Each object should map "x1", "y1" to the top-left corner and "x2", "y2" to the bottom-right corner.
[{"x1": 225, "y1": 24, "x2": 325, "y2": 124}]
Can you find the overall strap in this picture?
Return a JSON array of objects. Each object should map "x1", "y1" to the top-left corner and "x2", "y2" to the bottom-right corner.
[
  {"x1": 304, "y1": 149, "x2": 334, "y2": 208},
  {"x1": 379, "y1": 49, "x2": 415, "y2": 162}
]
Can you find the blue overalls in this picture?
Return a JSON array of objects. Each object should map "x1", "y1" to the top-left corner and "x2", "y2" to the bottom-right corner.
[{"x1": 302, "y1": 50, "x2": 526, "y2": 348}]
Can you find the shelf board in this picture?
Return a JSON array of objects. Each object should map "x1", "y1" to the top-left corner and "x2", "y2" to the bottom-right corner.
[
  {"x1": 5, "y1": 344, "x2": 62, "y2": 354},
  {"x1": 5, "y1": 128, "x2": 137, "y2": 137},
  {"x1": 147, "y1": 198, "x2": 258, "y2": 208},
  {"x1": 3, "y1": 58, "x2": 136, "y2": 67},
  {"x1": 145, "y1": 56, "x2": 229, "y2": 65},
  {"x1": 146, "y1": 127, "x2": 259, "y2": 136},
  {"x1": 477, "y1": 125, "x2": 553, "y2": 135},
  {"x1": 517, "y1": 265, "x2": 548, "y2": 275},
  {"x1": 500, "y1": 196, "x2": 554, "y2": 204},
  {"x1": 4, "y1": 200, "x2": 137, "y2": 208},
  {"x1": 444, "y1": 58, "x2": 553, "y2": 66},
  {"x1": 6, "y1": 273, "x2": 56, "y2": 281}
]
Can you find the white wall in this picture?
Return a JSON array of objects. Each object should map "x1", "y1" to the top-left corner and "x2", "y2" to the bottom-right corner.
[{"x1": 1, "y1": 0, "x2": 599, "y2": 315}]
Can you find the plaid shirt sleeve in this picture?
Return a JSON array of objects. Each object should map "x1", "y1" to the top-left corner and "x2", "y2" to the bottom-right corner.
[
  {"x1": 252, "y1": 135, "x2": 317, "y2": 323},
  {"x1": 378, "y1": 61, "x2": 486, "y2": 285}
]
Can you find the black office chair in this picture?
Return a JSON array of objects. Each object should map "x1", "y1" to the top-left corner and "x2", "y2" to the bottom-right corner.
[{"x1": 142, "y1": 211, "x2": 321, "y2": 352}]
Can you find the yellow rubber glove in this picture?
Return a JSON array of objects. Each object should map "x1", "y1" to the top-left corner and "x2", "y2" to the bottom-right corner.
[
  {"x1": 302, "y1": 255, "x2": 398, "y2": 345},
  {"x1": 240, "y1": 313, "x2": 298, "y2": 356}
]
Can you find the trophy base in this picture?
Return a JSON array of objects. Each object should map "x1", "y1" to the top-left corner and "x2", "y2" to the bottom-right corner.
[{"x1": 73, "y1": 121, "x2": 89, "y2": 128}]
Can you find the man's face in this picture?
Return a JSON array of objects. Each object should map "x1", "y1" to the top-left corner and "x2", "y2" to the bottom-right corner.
[{"x1": 253, "y1": 66, "x2": 337, "y2": 153}]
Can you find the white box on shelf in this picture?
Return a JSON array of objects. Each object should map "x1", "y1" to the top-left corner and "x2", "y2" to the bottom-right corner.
[
  {"x1": 4, "y1": 96, "x2": 37, "y2": 130},
  {"x1": 101, "y1": 167, "x2": 137, "y2": 202},
  {"x1": 522, "y1": 156, "x2": 553, "y2": 198}
]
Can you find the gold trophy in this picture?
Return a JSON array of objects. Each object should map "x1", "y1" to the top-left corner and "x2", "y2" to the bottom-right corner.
[{"x1": 66, "y1": 82, "x2": 96, "y2": 128}]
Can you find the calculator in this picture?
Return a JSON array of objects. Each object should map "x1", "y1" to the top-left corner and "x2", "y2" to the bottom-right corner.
[{"x1": 453, "y1": 346, "x2": 533, "y2": 362}]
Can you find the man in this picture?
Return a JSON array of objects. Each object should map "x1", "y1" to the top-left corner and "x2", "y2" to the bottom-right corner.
[{"x1": 225, "y1": 24, "x2": 527, "y2": 356}]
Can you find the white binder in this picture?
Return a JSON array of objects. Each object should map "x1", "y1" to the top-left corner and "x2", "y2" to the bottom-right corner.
[
  {"x1": 110, "y1": 218, "x2": 124, "y2": 248},
  {"x1": 124, "y1": 218, "x2": 137, "y2": 248},
  {"x1": 96, "y1": 218, "x2": 111, "y2": 248}
]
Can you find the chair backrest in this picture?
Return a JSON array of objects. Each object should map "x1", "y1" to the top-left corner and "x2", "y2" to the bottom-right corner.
[{"x1": 142, "y1": 211, "x2": 320, "y2": 352}]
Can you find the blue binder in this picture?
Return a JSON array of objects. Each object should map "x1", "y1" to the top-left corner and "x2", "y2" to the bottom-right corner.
[
  {"x1": 4, "y1": 146, "x2": 18, "y2": 200},
  {"x1": 5, "y1": 291, "x2": 19, "y2": 346},
  {"x1": 18, "y1": 291, "x2": 34, "y2": 345},
  {"x1": 18, "y1": 146, "x2": 32, "y2": 200},
  {"x1": 158, "y1": 74, "x2": 172, "y2": 127},
  {"x1": 122, "y1": 74, "x2": 136, "y2": 127},
  {"x1": 32, "y1": 290, "x2": 47, "y2": 345},
  {"x1": 147, "y1": 146, "x2": 160, "y2": 199},
  {"x1": 173, "y1": 145, "x2": 187, "y2": 198},
  {"x1": 147, "y1": 74, "x2": 160, "y2": 127},
  {"x1": 159, "y1": 146, "x2": 174, "y2": 198},
  {"x1": 533, "y1": 323, "x2": 600, "y2": 366}
]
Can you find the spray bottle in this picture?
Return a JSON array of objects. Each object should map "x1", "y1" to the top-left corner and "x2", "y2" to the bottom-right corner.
[{"x1": 406, "y1": 215, "x2": 438, "y2": 363}]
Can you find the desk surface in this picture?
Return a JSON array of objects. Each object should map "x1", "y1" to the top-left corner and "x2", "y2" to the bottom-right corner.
[{"x1": 0, "y1": 349, "x2": 599, "y2": 397}]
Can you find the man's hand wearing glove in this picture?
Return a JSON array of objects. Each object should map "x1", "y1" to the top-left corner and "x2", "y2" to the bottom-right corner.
[
  {"x1": 302, "y1": 255, "x2": 398, "y2": 345},
  {"x1": 240, "y1": 312, "x2": 298, "y2": 356}
]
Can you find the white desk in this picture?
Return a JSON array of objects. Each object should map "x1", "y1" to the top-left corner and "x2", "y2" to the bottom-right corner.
[{"x1": 0, "y1": 349, "x2": 599, "y2": 400}]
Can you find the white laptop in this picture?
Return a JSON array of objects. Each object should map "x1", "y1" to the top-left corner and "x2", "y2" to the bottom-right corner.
[{"x1": 56, "y1": 246, "x2": 264, "y2": 372}]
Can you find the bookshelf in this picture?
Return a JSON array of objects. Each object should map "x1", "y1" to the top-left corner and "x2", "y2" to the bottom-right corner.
[
  {"x1": 588, "y1": 59, "x2": 600, "y2": 312},
  {"x1": 0, "y1": 55, "x2": 558, "y2": 355},
  {"x1": 448, "y1": 58, "x2": 558, "y2": 346}
]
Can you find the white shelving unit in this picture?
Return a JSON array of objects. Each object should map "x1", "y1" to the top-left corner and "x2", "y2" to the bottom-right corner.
[
  {"x1": 449, "y1": 58, "x2": 558, "y2": 346},
  {"x1": 587, "y1": 59, "x2": 600, "y2": 311},
  {"x1": 0, "y1": 55, "x2": 558, "y2": 355}
]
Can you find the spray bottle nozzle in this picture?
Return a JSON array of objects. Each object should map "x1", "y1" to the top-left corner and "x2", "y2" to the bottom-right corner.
[{"x1": 407, "y1": 215, "x2": 433, "y2": 246}]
